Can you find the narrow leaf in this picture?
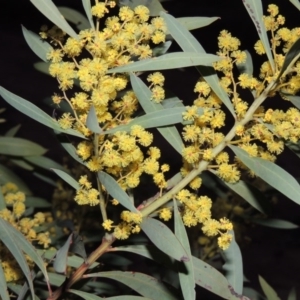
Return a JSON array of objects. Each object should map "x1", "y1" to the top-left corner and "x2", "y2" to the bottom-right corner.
[
  {"x1": 21, "y1": 25, "x2": 53, "y2": 62},
  {"x1": 290, "y1": 0, "x2": 300, "y2": 11},
  {"x1": 242, "y1": 0, "x2": 275, "y2": 72},
  {"x1": 33, "y1": 62, "x2": 51, "y2": 76},
  {"x1": 258, "y1": 275, "x2": 280, "y2": 300},
  {"x1": 141, "y1": 217, "x2": 188, "y2": 262},
  {"x1": 161, "y1": 12, "x2": 205, "y2": 53},
  {"x1": 174, "y1": 200, "x2": 195, "y2": 300},
  {"x1": 152, "y1": 41, "x2": 172, "y2": 57},
  {"x1": 98, "y1": 171, "x2": 137, "y2": 212},
  {"x1": 252, "y1": 218, "x2": 298, "y2": 229},
  {"x1": 108, "y1": 52, "x2": 222, "y2": 73},
  {"x1": 277, "y1": 37, "x2": 300, "y2": 80},
  {"x1": 0, "y1": 188, "x2": 6, "y2": 210},
  {"x1": 47, "y1": 272, "x2": 66, "y2": 286},
  {"x1": 0, "y1": 218, "x2": 35, "y2": 299},
  {"x1": 130, "y1": 73, "x2": 183, "y2": 154},
  {"x1": 0, "y1": 163, "x2": 32, "y2": 195},
  {"x1": 86, "y1": 106, "x2": 102, "y2": 134},
  {"x1": 222, "y1": 231, "x2": 243, "y2": 294},
  {"x1": 85, "y1": 271, "x2": 178, "y2": 300},
  {"x1": 282, "y1": 94, "x2": 300, "y2": 110},
  {"x1": 222, "y1": 180, "x2": 266, "y2": 213},
  {"x1": 229, "y1": 145, "x2": 300, "y2": 206},
  {"x1": 288, "y1": 287, "x2": 297, "y2": 300},
  {"x1": 0, "y1": 87, "x2": 85, "y2": 139},
  {"x1": 176, "y1": 16, "x2": 219, "y2": 31},
  {"x1": 0, "y1": 263, "x2": 9, "y2": 300},
  {"x1": 34, "y1": 172, "x2": 57, "y2": 186},
  {"x1": 61, "y1": 142, "x2": 86, "y2": 165},
  {"x1": 25, "y1": 196, "x2": 51, "y2": 208},
  {"x1": 236, "y1": 50, "x2": 253, "y2": 76},
  {"x1": 30, "y1": 0, "x2": 78, "y2": 39},
  {"x1": 25, "y1": 155, "x2": 67, "y2": 172},
  {"x1": 51, "y1": 168, "x2": 79, "y2": 190},
  {"x1": 106, "y1": 297, "x2": 152, "y2": 300},
  {"x1": 5, "y1": 124, "x2": 21, "y2": 137},
  {"x1": 10, "y1": 158, "x2": 34, "y2": 171},
  {"x1": 160, "y1": 12, "x2": 235, "y2": 117},
  {"x1": 82, "y1": 0, "x2": 95, "y2": 29},
  {"x1": 198, "y1": 66, "x2": 236, "y2": 116},
  {"x1": 104, "y1": 107, "x2": 189, "y2": 134},
  {"x1": 58, "y1": 7, "x2": 90, "y2": 30},
  {"x1": 53, "y1": 234, "x2": 73, "y2": 273},
  {"x1": 68, "y1": 290, "x2": 103, "y2": 300},
  {"x1": 0, "y1": 137, "x2": 47, "y2": 156}
]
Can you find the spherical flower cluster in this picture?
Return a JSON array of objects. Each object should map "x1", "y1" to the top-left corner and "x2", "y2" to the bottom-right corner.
[{"x1": 0, "y1": 183, "x2": 51, "y2": 282}]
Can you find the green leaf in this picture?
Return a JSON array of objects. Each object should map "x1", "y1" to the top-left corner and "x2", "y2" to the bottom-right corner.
[
  {"x1": 236, "y1": 50, "x2": 253, "y2": 76},
  {"x1": 58, "y1": 7, "x2": 90, "y2": 30},
  {"x1": 0, "y1": 137, "x2": 47, "y2": 156},
  {"x1": 33, "y1": 62, "x2": 51, "y2": 76},
  {"x1": 282, "y1": 94, "x2": 300, "y2": 110},
  {"x1": 175, "y1": 16, "x2": 219, "y2": 31},
  {"x1": 161, "y1": 12, "x2": 205, "y2": 53},
  {"x1": 0, "y1": 87, "x2": 85, "y2": 139},
  {"x1": 106, "y1": 297, "x2": 153, "y2": 300},
  {"x1": 38, "y1": 249, "x2": 99, "y2": 269},
  {"x1": 25, "y1": 196, "x2": 51, "y2": 208},
  {"x1": 192, "y1": 256, "x2": 240, "y2": 299},
  {"x1": 130, "y1": 73, "x2": 183, "y2": 154},
  {"x1": 242, "y1": 0, "x2": 275, "y2": 72},
  {"x1": 277, "y1": 38, "x2": 300, "y2": 80},
  {"x1": 51, "y1": 168, "x2": 79, "y2": 190},
  {"x1": 0, "y1": 218, "x2": 35, "y2": 299},
  {"x1": 222, "y1": 180, "x2": 266, "y2": 213},
  {"x1": 152, "y1": 41, "x2": 172, "y2": 57},
  {"x1": 229, "y1": 145, "x2": 300, "y2": 206},
  {"x1": 47, "y1": 272, "x2": 66, "y2": 286},
  {"x1": 21, "y1": 25, "x2": 53, "y2": 62},
  {"x1": 5, "y1": 124, "x2": 21, "y2": 137},
  {"x1": 104, "y1": 107, "x2": 190, "y2": 134},
  {"x1": 0, "y1": 263, "x2": 9, "y2": 300},
  {"x1": 222, "y1": 231, "x2": 243, "y2": 295},
  {"x1": 108, "y1": 52, "x2": 222, "y2": 73},
  {"x1": 0, "y1": 163, "x2": 32, "y2": 195},
  {"x1": 288, "y1": 287, "x2": 297, "y2": 300},
  {"x1": 82, "y1": 0, "x2": 95, "y2": 29},
  {"x1": 85, "y1": 271, "x2": 178, "y2": 300},
  {"x1": 33, "y1": 172, "x2": 57, "y2": 187},
  {"x1": 290, "y1": 0, "x2": 300, "y2": 10},
  {"x1": 173, "y1": 200, "x2": 195, "y2": 300},
  {"x1": 258, "y1": 275, "x2": 280, "y2": 300},
  {"x1": 98, "y1": 171, "x2": 137, "y2": 212},
  {"x1": 113, "y1": 244, "x2": 240, "y2": 300},
  {"x1": 0, "y1": 188, "x2": 6, "y2": 210},
  {"x1": 30, "y1": 0, "x2": 78, "y2": 39},
  {"x1": 141, "y1": 217, "x2": 188, "y2": 262},
  {"x1": 25, "y1": 155, "x2": 67, "y2": 172},
  {"x1": 68, "y1": 290, "x2": 103, "y2": 300},
  {"x1": 86, "y1": 106, "x2": 102, "y2": 134},
  {"x1": 10, "y1": 158, "x2": 34, "y2": 171},
  {"x1": 198, "y1": 66, "x2": 236, "y2": 116},
  {"x1": 61, "y1": 142, "x2": 85, "y2": 165},
  {"x1": 53, "y1": 234, "x2": 73, "y2": 273},
  {"x1": 118, "y1": 0, "x2": 166, "y2": 16},
  {"x1": 252, "y1": 218, "x2": 298, "y2": 229},
  {"x1": 160, "y1": 12, "x2": 235, "y2": 117}
]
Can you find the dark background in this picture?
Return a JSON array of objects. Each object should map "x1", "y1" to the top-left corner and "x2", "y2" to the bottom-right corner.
[{"x1": 1, "y1": 0, "x2": 300, "y2": 299}]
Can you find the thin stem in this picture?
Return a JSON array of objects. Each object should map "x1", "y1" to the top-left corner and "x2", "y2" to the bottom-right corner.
[{"x1": 140, "y1": 80, "x2": 276, "y2": 217}]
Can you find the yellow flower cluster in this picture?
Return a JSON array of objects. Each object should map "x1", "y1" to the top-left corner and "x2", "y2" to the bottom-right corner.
[
  {"x1": 174, "y1": 190, "x2": 232, "y2": 250},
  {"x1": 0, "y1": 183, "x2": 51, "y2": 282},
  {"x1": 102, "y1": 211, "x2": 142, "y2": 239}
]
